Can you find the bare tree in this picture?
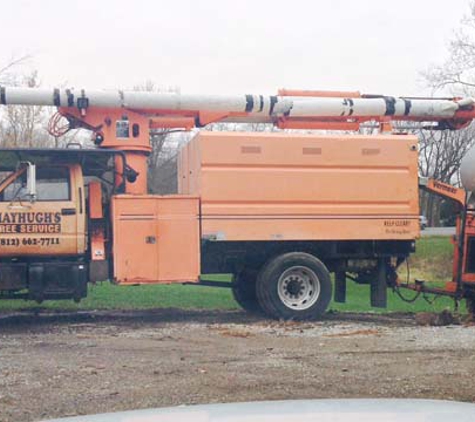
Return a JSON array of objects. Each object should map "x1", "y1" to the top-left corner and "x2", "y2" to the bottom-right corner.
[
  {"x1": 0, "y1": 56, "x2": 63, "y2": 148},
  {"x1": 148, "y1": 130, "x2": 191, "y2": 194},
  {"x1": 132, "y1": 81, "x2": 188, "y2": 194},
  {"x1": 420, "y1": 2, "x2": 475, "y2": 225},
  {"x1": 0, "y1": 54, "x2": 31, "y2": 83},
  {"x1": 0, "y1": 70, "x2": 54, "y2": 148},
  {"x1": 418, "y1": 125, "x2": 475, "y2": 225},
  {"x1": 425, "y1": 1, "x2": 475, "y2": 93}
]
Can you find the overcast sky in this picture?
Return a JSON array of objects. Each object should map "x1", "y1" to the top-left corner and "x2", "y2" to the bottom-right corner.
[{"x1": 0, "y1": 0, "x2": 470, "y2": 96}]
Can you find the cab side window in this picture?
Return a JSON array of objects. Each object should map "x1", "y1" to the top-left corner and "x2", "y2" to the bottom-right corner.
[
  {"x1": 0, "y1": 167, "x2": 70, "y2": 202},
  {"x1": 0, "y1": 171, "x2": 27, "y2": 202},
  {"x1": 36, "y1": 167, "x2": 70, "y2": 201}
]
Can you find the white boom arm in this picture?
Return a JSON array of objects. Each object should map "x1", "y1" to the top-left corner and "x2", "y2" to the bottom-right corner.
[{"x1": 0, "y1": 86, "x2": 471, "y2": 122}]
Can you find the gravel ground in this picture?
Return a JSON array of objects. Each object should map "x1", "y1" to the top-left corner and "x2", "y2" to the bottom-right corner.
[{"x1": 0, "y1": 309, "x2": 474, "y2": 422}]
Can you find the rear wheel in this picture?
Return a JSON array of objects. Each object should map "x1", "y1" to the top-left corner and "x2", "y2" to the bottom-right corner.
[
  {"x1": 232, "y1": 269, "x2": 261, "y2": 313},
  {"x1": 256, "y1": 252, "x2": 332, "y2": 320}
]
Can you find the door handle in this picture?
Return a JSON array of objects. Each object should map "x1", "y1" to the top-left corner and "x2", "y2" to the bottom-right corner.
[
  {"x1": 61, "y1": 208, "x2": 76, "y2": 216},
  {"x1": 145, "y1": 236, "x2": 156, "y2": 244}
]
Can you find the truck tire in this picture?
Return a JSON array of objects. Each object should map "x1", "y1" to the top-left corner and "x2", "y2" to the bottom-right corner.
[
  {"x1": 232, "y1": 269, "x2": 261, "y2": 313},
  {"x1": 467, "y1": 297, "x2": 475, "y2": 319},
  {"x1": 256, "y1": 252, "x2": 332, "y2": 320}
]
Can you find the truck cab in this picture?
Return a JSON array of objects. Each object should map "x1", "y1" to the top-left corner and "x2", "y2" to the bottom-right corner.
[
  {"x1": 0, "y1": 148, "x2": 120, "y2": 302},
  {"x1": 0, "y1": 147, "x2": 201, "y2": 303},
  {"x1": 0, "y1": 163, "x2": 86, "y2": 256}
]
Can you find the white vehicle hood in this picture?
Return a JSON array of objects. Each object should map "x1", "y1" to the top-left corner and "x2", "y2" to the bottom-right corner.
[{"x1": 41, "y1": 399, "x2": 475, "y2": 422}]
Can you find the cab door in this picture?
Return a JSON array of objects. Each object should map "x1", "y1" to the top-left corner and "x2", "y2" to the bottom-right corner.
[{"x1": 0, "y1": 164, "x2": 85, "y2": 257}]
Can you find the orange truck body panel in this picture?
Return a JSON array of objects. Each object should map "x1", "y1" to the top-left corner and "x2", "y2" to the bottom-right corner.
[
  {"x1": 88, "y1": 181, "x2": 106, "y2": 261},
  {"x1": 111, "y1": 195, "x2": 200, "y2": 284},
  {"x1": 178, "y1": 132, "x2": 420, "y2": 241},
  {"x1": 88, "y1": 182, "x2": 103, "y2": 219}
]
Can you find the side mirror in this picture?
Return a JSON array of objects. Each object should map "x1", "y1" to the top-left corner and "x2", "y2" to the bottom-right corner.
[{"x1": 21, "y1": 161, "x2": 36, "y2": 203}]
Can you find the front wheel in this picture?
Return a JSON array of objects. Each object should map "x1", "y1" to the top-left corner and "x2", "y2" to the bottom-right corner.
[{"x1": 256, "y1": 252, "x2": 332, "y2": 320}]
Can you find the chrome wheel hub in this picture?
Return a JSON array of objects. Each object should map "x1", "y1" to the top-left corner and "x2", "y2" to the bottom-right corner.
[{"x1": 277, "y1": 266, "x2": 321, "y2": 310}]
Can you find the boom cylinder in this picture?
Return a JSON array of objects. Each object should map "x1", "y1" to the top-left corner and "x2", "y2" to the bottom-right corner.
[{"x1": 0, "y1": 86, "x2": 472, "y2": 124}]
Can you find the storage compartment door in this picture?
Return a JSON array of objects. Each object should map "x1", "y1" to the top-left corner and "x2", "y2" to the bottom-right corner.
[
  {"x1": 112, "y1": 195, "x2": 200, "y2": 284},
  {"x1": 112, "y1": 203, "x2": 159, "y2": 284}
]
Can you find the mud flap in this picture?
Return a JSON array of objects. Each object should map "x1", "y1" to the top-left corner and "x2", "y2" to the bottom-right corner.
[
  {"x1": 371, "y1": 259, "x2": 387, "y2": 308},
  {"x1": 334, "y1": 271, "x2": 346, "y2": 303}
]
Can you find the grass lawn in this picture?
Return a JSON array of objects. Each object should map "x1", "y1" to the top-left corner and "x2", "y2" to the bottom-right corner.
[{"x1": 0, "y1": 236, "x2": 462, "y2": 314}]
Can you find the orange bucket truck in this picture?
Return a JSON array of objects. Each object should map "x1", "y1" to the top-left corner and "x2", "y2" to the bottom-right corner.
[{"x1": 0, "y1": 86, "x2": 472, "y2": 319}]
